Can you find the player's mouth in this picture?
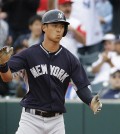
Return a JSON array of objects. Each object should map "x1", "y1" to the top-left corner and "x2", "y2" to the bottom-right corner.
[{"x1": 56, "y1": 35, "x2": 61, "y2": 38}]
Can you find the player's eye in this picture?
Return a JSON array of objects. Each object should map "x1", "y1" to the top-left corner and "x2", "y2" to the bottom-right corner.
[
  {"x1": 61, "y1": 25, "x2": 64, "y2": 28},
  {"x1": 52, "y1": 24, "x2": 57, "y2": 27}
]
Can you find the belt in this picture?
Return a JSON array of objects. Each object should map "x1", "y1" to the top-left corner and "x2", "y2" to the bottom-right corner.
[{"x1": 25, "y1": 108, "x2": 62, "y2": 118}]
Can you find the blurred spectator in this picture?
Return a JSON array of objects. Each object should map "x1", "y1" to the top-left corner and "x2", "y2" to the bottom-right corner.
[
  {"x1": 109, "y1": 0, "x2": 120, "y2": 35},
  {"x1": 14, "y1": 44, "x2": 26, "y2": 54},
  {"x1": 37, "y1": 0, "x2": 48, "y2": 16},
  {"x1": 0, "y1": 3, "x2": 9, "y2": 48},
  {"x1": 48, "y1": 0, "x2": 58, "y2": 10},
  {"x1": 71, "y1": 0, "x2": 103, "y2": 54},
  {"x1": 58, "y1": 0, "x2": 86, "y2": 58},
  {"x1": 101, "y1": 33, "x2": 115, "y2": 52},
  {"x1": 0, "y1": 19, "x2": 9, "y2": 48},
  {"x1": 91, "y1": 33, "x2": 117, "y2": 84},
  {"x1": 13, "y1": 15, "x2": 42, "y2": 49},
  {"x1": 65, "y1": 83, "x2": 77, "y2": 99},
  {"x1": 2, "y1": 0, "x2": 39, "y2": 42},
  {"x1": 37, "y1": 0, "x2": 58, "y2": 16},
  {"x1": 0, "y1": 1, "x2": 7, "y2": 19},
  {"x1": 8, "y1": 74, "x2": 26, "y2": 97},
  {"x1": 101, "y1": 68, "x2": 120, "y2": 99},
  {"x1": 96, "y1": 0, "x2": 113, "y2": 33},
  {"x1": 114, "y1": 36, "x2": 120, "y2": 54}
]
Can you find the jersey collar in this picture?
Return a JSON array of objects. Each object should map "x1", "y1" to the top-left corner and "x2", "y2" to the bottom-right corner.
[{"x1": 40, "y1": 44, "x2": 63, "y2": 56}]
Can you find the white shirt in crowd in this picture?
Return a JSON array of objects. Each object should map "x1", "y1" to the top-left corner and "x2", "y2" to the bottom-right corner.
[
  {"x1": 92, "y1": 52, "x2": 120, "y2": 84},
  {"x1": 0, "y1": 20, "x2": 8, "y2": 48},
  {"x1": 60, "y1": 17, "x2": 84, "y2": 58},
  {"x1": 71, "y1": 0, "x2": 103, "y2": 46},
  {"x1": 28, "y1": 38, "x2": 40, "y2": 47}
]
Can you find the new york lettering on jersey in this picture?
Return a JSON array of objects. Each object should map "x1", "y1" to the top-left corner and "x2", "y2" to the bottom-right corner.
[{"x1": 30, "y1": 64, "x2": 69, "y2": 83}]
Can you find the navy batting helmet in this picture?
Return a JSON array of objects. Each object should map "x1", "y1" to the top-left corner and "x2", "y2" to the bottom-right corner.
[{"x1": 42, "y1": 9, "x2": 69, "y2": 37}]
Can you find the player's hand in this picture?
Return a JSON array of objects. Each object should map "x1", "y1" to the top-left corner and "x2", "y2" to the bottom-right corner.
[
  {"x1": 0, "y1": 46, "x2": 13, "y2": 65},
  {"x1": 90, "y1": 95, "x2": 102, "y2": 114}
]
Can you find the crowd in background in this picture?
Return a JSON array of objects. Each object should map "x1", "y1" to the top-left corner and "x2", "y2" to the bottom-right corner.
[{"x1": 0, "y1": 0, "x2": 120, "y2": 100}]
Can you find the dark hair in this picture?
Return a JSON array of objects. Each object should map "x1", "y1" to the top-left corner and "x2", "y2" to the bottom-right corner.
[{"x1": 28, "y1": 15, "x2": 42, "y2": 25}]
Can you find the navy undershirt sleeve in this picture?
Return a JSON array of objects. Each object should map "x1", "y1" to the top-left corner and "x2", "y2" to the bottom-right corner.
[
  {"x1": 70, "y1": 55, "x2": 92, "y2": 105},
  {"x1": 76, "y1": 86, "x2": 93, "y2": 105},
  {"x1": 71, "y1": 57, "x2": 90, "y2": 89}
]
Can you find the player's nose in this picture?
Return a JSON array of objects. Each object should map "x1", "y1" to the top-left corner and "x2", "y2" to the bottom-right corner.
[{"x1": 56, "y1": 27, "x2": 61, "y2": 32}]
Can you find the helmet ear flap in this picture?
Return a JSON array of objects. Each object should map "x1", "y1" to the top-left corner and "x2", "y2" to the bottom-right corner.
[{"x1": 63, "y1": 25, "x2": 68, "y2": 37}]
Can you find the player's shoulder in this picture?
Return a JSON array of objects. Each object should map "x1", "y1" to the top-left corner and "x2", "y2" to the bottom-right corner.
[
  {"x1": 28, "y1": 43, "x2": 40, "y2": 49},
  {"x1": 25, "y1": 44, "x2": 40, "y2": 52}
]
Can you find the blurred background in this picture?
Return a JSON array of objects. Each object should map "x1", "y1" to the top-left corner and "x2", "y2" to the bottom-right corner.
[{"x1": 0, "y1": 0, "x2": 120, "y2": 134}]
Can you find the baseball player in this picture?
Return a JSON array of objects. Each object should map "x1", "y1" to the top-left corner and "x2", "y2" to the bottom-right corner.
[{"x1": 0, "y1": 9, "x2": 102, "y2": 134}]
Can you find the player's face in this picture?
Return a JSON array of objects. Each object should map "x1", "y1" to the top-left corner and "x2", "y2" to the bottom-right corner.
[
  {"x1": 29, "y1": 20, "x2": 42, "y2": 37},
  {"x1": 110, "y1": 72, "x2": 120, "y2": 89},
  {"x1": 43, "y1": 23, "x2": 65, "y2": 43},
  {"x1": 59, "y1": 3, "x2": 72, "y2": 19}
]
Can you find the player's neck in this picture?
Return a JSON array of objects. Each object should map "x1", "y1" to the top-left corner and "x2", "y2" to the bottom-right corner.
[{"x1": 42, "y1": 40, "x2": 60, "y2": 53}]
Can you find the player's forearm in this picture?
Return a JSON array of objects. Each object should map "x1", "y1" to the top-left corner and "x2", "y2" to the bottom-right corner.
[{"x1": 1, "y1": 69, "x2": 13, "y2": 82}]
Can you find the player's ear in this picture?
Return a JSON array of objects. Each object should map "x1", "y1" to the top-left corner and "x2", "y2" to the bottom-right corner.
[{"x1": 42, "y1": 24, "x2": 47, "y2": 33}]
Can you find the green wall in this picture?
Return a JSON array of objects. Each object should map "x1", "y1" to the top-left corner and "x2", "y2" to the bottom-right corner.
[
  {"x1": 0, "y1": 99, "x2": 120, "y2": 134},
  {"x1": 84, "y1": 103, "x2": 120, "y2": 134},
  {"x1": 64, "y1": 102, "x2": 84, "y2": 134},
  {"x1": 0, "y1": 101, "x2": 6, "y2": 134}
]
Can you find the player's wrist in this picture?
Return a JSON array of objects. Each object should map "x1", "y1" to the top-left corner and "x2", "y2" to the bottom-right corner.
[
  {"x1": 0, "y1": 63, "x2": 7, "y2": 66},
  {"x1": 0, "y1": 63, "x2": 9, "y2": 73}
]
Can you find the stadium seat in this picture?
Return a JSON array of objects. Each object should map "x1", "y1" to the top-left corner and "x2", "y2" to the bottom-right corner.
[{"x1": 79, "y1": 52, "x2": 99, "y2": 66}]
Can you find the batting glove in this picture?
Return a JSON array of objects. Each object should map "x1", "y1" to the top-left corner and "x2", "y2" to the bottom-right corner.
[
  {"x1": 0, "y1": 46, "x2": 13, "y2": 65},
  {"x1": 90, "y1": 95, "x2": 102, "y2": 114}
]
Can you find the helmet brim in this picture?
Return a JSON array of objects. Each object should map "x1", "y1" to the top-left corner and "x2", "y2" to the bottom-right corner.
[{"x1": 42, "y1": 20, "x2": 70, "y2": 25}]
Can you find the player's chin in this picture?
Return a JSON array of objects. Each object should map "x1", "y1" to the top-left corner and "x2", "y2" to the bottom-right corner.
[{"x1": 54, "y1": 37, "x2": 62, "y2": 42}]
